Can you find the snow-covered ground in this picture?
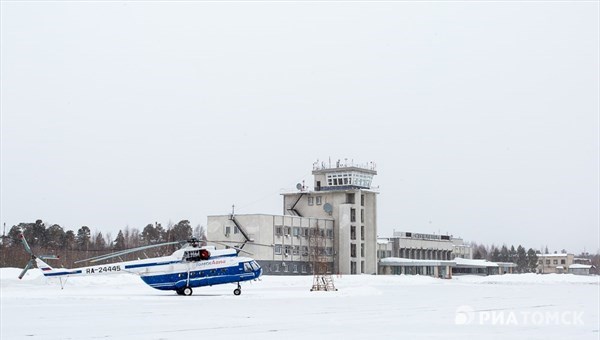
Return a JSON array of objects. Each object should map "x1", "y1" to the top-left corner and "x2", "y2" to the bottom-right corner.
[{"x1": 1, "y1": 268, "x2": 598, "y2": 339}]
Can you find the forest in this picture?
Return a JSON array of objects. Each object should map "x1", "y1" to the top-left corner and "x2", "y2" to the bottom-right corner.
[{"x1": 0, "y1": 219, "x2": 206, "y2": 269}]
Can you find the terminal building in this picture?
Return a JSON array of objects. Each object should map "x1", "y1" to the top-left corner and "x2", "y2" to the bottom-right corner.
[
  {"x1": 377, "y1": 231, "x2": 471, "y2": 278},
  {"x1": 376, "y1": 231, "x2": 518, "y2": 278},
  {"x1": 207, "y1": 160, "x2": 379, "y2": 275}
]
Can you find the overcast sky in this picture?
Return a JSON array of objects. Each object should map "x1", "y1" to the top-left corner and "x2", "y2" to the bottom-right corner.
[{"x1": 1, "y1": 1, "x2": 598, "y2": 254}]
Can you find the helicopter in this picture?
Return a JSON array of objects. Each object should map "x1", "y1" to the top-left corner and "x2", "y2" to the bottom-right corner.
[{"x1": 17, "y1": 233, "x2": 263, "y2": 296}]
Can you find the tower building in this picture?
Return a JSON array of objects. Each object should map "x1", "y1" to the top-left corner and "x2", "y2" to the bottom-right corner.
[
  {"x1": 207, "y1": 159, "x2": 378, "y2": 275},
  {"x1": 282, "y1": 160, "x2": 378, "y2": 274}
]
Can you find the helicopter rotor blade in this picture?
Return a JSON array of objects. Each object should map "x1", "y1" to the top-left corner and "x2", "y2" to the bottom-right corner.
[
  {"x1": 39, "y1": 255, "x2": 60, "y2": 260},
  {"x1": 18, "y1": 259, "x2": 35, "y2": 280},
  {"x1": 207, "y1": 241, "x2": 255, "y2": 255},
  {"x1": 19, "y1": 233, "x2": 33, "y2": 255},
  {"x1": 75, "y1": 241, "x2": 182, "y2": 264},
  {"x1": 209, "y1": 240, "x2": 274, "y2": 248}
]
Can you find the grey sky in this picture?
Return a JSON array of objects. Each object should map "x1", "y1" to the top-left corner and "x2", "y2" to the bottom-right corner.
[{"x1": 1, "y1": 2, "x2": 598, "y2": 254}]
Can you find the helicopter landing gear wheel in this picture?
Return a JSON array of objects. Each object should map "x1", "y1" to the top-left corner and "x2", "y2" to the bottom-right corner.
[
  {"x1": 183, "y1": 287, "x2": 193, "y2": 296},
  {"x1": 233, "y1": 283, "x2": 241, "y2": 296},
  {"x1": 176, "y1": 289, "x2": 184, "y2": 296}
]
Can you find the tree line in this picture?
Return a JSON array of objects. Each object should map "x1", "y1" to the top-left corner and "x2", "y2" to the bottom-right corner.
[
  {"x1": 0, "y1": 219, "x2": 207, "y2": 269},
  {"x1": 470, "y1": 243, "x2": 539, "y2": 273}
]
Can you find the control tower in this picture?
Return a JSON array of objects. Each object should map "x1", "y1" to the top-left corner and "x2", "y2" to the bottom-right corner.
[{"x1": 282, "y1": 159, "x2": 378, "y2": 275}]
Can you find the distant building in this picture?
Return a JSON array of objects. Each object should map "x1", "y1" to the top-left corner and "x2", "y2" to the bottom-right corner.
[
  {"x1": 568, "y1": 264, "x2": 594, "y2": 275},
  {"x1": 282, "y1": 161, "x2": 379, "y2": 275},
  {"x1": 451, "y1": 238, "x2": 473, "y2": 259},
  {"x1": 379, "y1": 257, "x2": 454, "y2": 278},
  {"x1": 207, "y1": 214, "x2": 334, "y2": 275},
  {"x1": 387, "y1": 231, "x2": 455, "y2": 261},
  {"x1": 207, "y1": 160, "x2": 379, "y2": 275},
  {"x1": 536, "y1": 253, "x2": 574, "y2": 274},
  {"x1": 376, "y1": 231, "x2": 473, "y2": 278},
  {"x1": 452, "y1": 258, "x2": 499, "y2": 275}
]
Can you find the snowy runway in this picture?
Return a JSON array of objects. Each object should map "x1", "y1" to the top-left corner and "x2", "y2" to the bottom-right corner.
[{"x1": 1, "y1": 269, "x2": 598, "y2": 339}]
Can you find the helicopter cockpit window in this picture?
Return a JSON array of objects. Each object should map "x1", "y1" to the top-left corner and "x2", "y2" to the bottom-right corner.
[
  {"x1": 250, "y1": 261, "x2": 260, "y2": 271},
  {"x1": 244, "y1": 263, "x2": 253, "y2": 273}
]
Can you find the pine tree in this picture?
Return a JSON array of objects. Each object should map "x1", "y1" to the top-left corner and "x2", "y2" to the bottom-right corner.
[
  {"x1": 527, "y1": 248, "x2": 538, "y2": 273},
  {"x1": 516, "y1": 245, "x2": 528, "y2": 273},
  {"x1": 63, "y1": 230, "x2": 76, "y2": 250},
  {"x1": 94, "y1": 232, "x2": 106, "y2": 250},
  {"x1": 171, "y1": 220, "x2": 193, "y2": 242},
  {"x1": 113, "y1": 230, "x2": 126, "y2": 250},
  {"x1": 490, "y1": 246, "x2": 501, "y2": 262},
  {"x1": 509, "y1": 245, "x2": 517, "y2": 263},
  {"x1": 500, "y1": 245, "x2": 509, "y2": 262},
  {"x1": 76, "y1": 226, "x2": 91, "y2": 250},
  {"x1": 141, "y1": 224, "x2": 158, "y2": 245}
]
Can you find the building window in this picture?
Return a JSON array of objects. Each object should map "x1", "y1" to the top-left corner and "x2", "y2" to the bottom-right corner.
[
  {"x1": 553, "y1": 259, "x2": 558, "y2": 265},
  {"x1": 234, "y1": 226, "x2": 239, "y2": 234},
  {"x1": 316, "y1": 196, "x2": 322, "y2": 205},
  {"x1": 361, "y1": 209, "x2": 364, "y2": 223},
  {"x1": 302, "y1": 246, "x2": 308, "y2": 256},
  {"x1": 274, "y1": 244, "x2": 282, "y2": 255},
  {"x1": 561, "y1": 259, "x2": 565, "y2": 265},
  {"x1": 351, "y1": 244, "x2": 356, "y2": 257},
  {"x1": 326, "y1": 247, "x2": 333, "y2": 255},
  {"x1": 293, "y1": 264, "x2": 298, "y2": 273},
  {"x1": 284, "y1": 227, "x2": 291, "y2": 236},
  {"x1": 293, "y1": 227, "x2": 300, "y2": 237},
  {"x1": 361, "y1": 194, "x2": 365, "y2": 206},
  {"x1": 224, "y1": 226, "x2": 231, "y2": 235},
  {"x1": 361, "y1": 243, "x2": 364, "y2": 257},
  {"x1": 351, "y1": 226, "x2": 356, "y2": 240},
  {"x1": 326, "y1": 229, "x2": 334, "y2": 239},
  {"x1": 546, "y1": 260, "x2": 550, "y2": 265},
  {"x1": 361, "y1": 225, "x2": 365, "y2": 240},
  {"x1": 293, "y1": 245, "x2": 299, "y2": 255},
  {"x1": 308, "y1": 197, "x2": 314, "y2": 206},
  {"x1": 351, "y1": 208, "x2": 356, "y2": 222},
  {"x1": 303, "y1": 228, "x2": 309, "y2": 237},
  {"x1": 346, "y1": 193, "x2": 355, "y2": 204},
  {"x1": 284, "y1": 245, "x2": 291, "y2": 256},
  {"x1": 302, "y1": 265, "x2": 307, "y2": 273},
  {"x1": 275, "y1": 226, "x2": 283, "y2": 236}
]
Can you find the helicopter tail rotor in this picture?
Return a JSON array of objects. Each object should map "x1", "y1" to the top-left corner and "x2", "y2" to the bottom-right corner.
[{"x1": 18, "y1": 233, "x2": 60, "y2": 279}]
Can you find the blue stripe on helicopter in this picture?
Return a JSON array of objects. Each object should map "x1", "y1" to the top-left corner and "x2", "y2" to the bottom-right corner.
[{"x1": 44, "y1": 270, "x2": 82, "y2": 277}]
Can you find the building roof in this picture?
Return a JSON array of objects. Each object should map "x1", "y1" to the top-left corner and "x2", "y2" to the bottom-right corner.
[
  {"x1": 379, "y1": 257, "x2": 455, "y2": 267},
  {"x1": 569, "y1": 264, "x2": 593, "y2": 269},
  {"x1": 454, "y1": 257, "x2": 499, "y2": 268}
]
